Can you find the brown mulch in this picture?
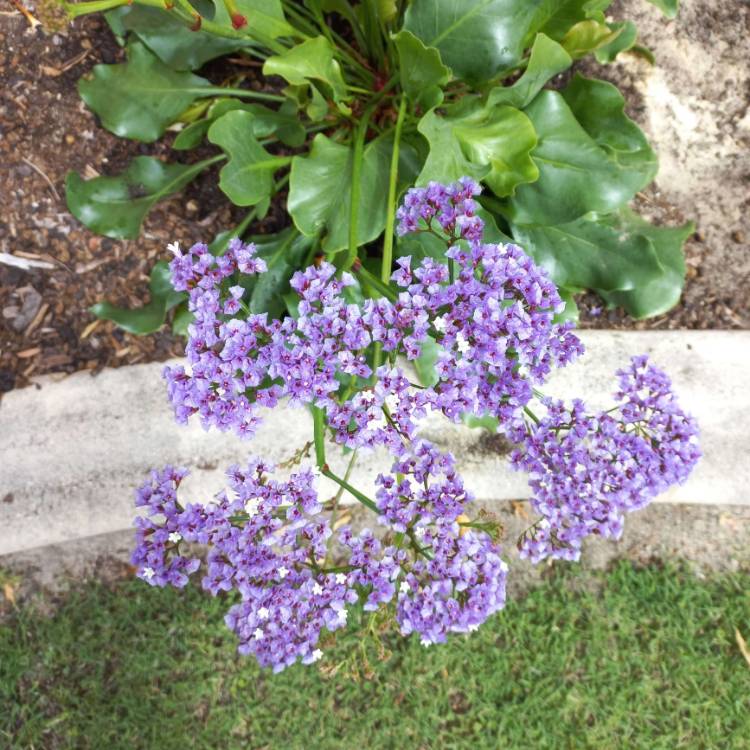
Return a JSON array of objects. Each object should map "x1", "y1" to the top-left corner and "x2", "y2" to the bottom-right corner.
[{"x1": 1, "y1": 5, "x2": 748, "y2": 395}]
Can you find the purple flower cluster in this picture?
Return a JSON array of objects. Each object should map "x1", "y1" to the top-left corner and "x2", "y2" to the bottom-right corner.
[
  {"x1": 512, "y1": 356, "x2": 700, "y2": 563},
  {"x1": 132, "y1": 179, "x2": 699, "y2": 672},
  {"x1": 396, "y1": 177, "x2": 484, "y2": 243},
  {"x1": 164, "y1": 179, "x2": 581, "y2": 451},
  {"x1": 132, "y1": 443, "x2": 506, "y2": 669}
]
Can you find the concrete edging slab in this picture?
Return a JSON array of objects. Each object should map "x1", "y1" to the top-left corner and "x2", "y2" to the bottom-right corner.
[{"x1": 1, "y1": 330, "x2": 748, "y2": 556}]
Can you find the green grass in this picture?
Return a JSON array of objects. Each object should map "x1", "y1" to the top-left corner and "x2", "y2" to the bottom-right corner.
[{"x1": 1, "y1": 561, "x2": 749, "y2": 749}]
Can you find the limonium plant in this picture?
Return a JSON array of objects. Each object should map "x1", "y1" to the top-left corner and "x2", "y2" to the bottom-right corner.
[{"x1": 132, "y1": 179, "x2": 700, "y2": 672}]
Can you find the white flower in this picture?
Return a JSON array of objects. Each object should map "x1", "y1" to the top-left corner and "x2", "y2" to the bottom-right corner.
[
  {"x1": 414, "y1": 526, "x2": 427, "y2": 540},
  {"x1": 310, "y1": 649, "x2": 324, "y2": 663},
  {"x1": 167, "y1": 241, "x2": 181, "y2": 256},
  {"x1": 168, "y1": 531, "x2": 182, "y2": 544},
  {"x1": 433, "y1": 316, "x2": 447, "y2": 333},
  {"x1": 254, "y1": 628, "x2": 264, "y2": 640},
  {"x1": 278, "y1": 566, "x2": 289, "y2": 579},
  {"x1": 244, "y1": 498, "x2": 260, "y2": 516},
  {"x1": 335, "y1": 573, "x2": 347, "y2": 585},
  {"x1": 312, "y1": 582, "x2": 324, "y2": 596},
  {"x1": 142, "y1": 567, "x2": 155, "y2": 580},
  {"x1": 257, "y1": 607, "x2": 270, "y2": 620},
  {"x1": 399, "y1": 581, "x2": 410, "y2": 594},
  {"x1": 337, "y1": 609, "x2": 348, "y2": 625},
  {"x1": 420, "y1": 638, "x2": 433, "y2": 648},
  {"x1": 456, "y1": 332, "x2": 471, "y2": 353}
]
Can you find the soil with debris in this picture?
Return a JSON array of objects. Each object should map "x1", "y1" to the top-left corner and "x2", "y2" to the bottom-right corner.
[{"x1": 1, "y1": 2, "x2": 748, "y2": 394}]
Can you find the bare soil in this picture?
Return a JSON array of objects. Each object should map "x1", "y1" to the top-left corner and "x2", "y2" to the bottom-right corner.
[{"x1": 0, "y1": 1, "x2": 748, "y2": 393}]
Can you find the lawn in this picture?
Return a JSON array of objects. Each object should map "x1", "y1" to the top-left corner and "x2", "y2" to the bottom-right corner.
[{"x1": 1, "y1": 561, "x2": 748, "y2": 750}]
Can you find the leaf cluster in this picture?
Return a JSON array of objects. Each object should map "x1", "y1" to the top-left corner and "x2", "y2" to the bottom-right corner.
[{"x1": 63, "y1": 0, "x2": 690, "y2": 333}]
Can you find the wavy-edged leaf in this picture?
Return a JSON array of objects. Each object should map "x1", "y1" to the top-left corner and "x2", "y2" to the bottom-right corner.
[
  {"x1": 91, "y1": 261, "x2": 185, "y2": 335},
  {"x1": 506, "y1": 90, "x2": 654, "y2": 225},
  {"x1": 78, "y1": 41, "x2": 212, "y2": 143},
  {"x1": 594, "y1": 20, "x2": 637, "y2": 63},
  {"x1": 417, "y1": 100, "x2": 538, "y2": 197},
  {"x1": 561, "y1": 19, "x2": 621, "y2": 59},
  {"x1": 105, "y1": 5, "x2": 246, "y2": 71},
  {"x1": 560, "y1": 74, "x2": 657, "y2": 178},
  {"x1": 488, "y1": 33, "x2": 571, "y2": 109},
  {"x1": 510, "y1": 209, "x2": 692, "y2": 318},
  {"x1": 596, "y1": 209, "x2": 692, "y2": 317},
  {"x1": 289, "y1": 132, "x2": 418, "y2": 254},
  {"x1": 174, "y1": 99, "x2": 305, "y2": 150},
  {"x1": 403, "y1": 0, "x2": 551, "y2": 83},
  {"x1": 263, "y1": 36, "x2": 349, "y2": 104},
  {"x1": 645, "y1": 0, "x2": 679, "y2": 19},
  {"x1": 392, "y1": 30, "x2": 452, "y2": 110},
  {"x1": 66, "y1": 156, "x2": 212, "y2": 239},
  {"x1": 207, "y1": 110, "x2": 288, "y2": 206},
  {"x1": 235, "y1": 0, "x2": 297, "y2": 39}
]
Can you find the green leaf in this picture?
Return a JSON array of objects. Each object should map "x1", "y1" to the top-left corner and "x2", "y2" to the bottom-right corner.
[
  {"x1": 235, "y1": 0, "x2": 297, "y2": 39},
  {"x1": 263, "y1": 36, "x2": 349, "y2": 105},
  {"x1": 392, "y1": 30, "x2": 452, "y2": 110},
  {"x1": 207, "y1": 110, "x2": 288, "y2": 207},
  {"x1": 403, "y1": 0, "x2": 554, "y2": 83},
  {"x1": 171, "y1": 303, "x2": 194, "y2": 337},
  {"x1": 561, "y1": 75, "x2": 657, "y2": 177},
  {"x1": 414, "y1": 335, "x2": 440, "y2": 387},
  {"x1": 595, "y1": 209, "x2": 693, "y2": 317},
  {"x1": 289, "y1": 133, "x2": 413, "y2": 254},
  {"x1": 175, "y1": 99, "x2": 305, "y2": 151},
  {"x1": 510, "y1": 209, "x2": 692, "y2": 318},
  {"x1": 90, "y1": 261, "x2": 185, "y2": 335},
  {"x1": 417, "y1": 100, "x2": 538, "y2": 197},
  {"x1": 172, "y1": 120, "x2": 212, "y2": 150},
  {"x1": 594, "y1": 20, "x2": 637, "y2": 63},
  {"x1": 538, "y1": 0, "x2": 614, "y2": 39},
  {"x1": 78, "y1": 41, "x2": 212, "y2": 143},
  {"x1": 105, "y1": 5, "x2": 246, "y2": 71},
  {"x1": 560, "y1": 19, "x2": 621, "y2": 59},
  {"x1": 644, "y1": 0, "x2": 679, "y2": 19},
  {"x1": 247, "y1": 228, "x2": 316, "y2": 318},
  {"x1": 66, "y1": 156, "x2": 213, "y2": 239},
  {"x1": 506, "y1": 89, "x2": 655, "y2": 225},
  {"x1": 377, "y1": 0, "x2": 398, "y2": 22},
  {"x1": 210, "y1": 99, "x2": 306, "y2": 147},
  {"x1": 487, "y1": 33, "x2": 572, "y2": 109}
]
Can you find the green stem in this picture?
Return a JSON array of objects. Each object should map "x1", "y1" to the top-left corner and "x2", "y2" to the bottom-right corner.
[
  {"x1": 353, "y1": 265, "x2": 397, "y2": 302},
  {"x1": 322, "y1": 468, "x2": 378, "y2": 513},
  {"x1": 345, "y1": 102, "x2": 378, "y2": 271},
  {"x1": 326, "y1": 449, "x2": 358, "y2": 564},
  {"x1": 312, "y1": 406, "x2": 327, "y2": 469},
  {"x1": 64, "y1": 0, "x2": 135, "y2": 16},
  {"x1": 381, "y1": 95, "x2": 408, "y2": 285},
  {"x1": 194, "y1": 87, "x2": 285, "y2": 103}
]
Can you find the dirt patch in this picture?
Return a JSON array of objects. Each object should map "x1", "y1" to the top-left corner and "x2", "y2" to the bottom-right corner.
[
  {"x1": 1, "y1": 2, "x2": 748, "y2": 394},
  {"x1": 0, "y1": 13, "x2": 285, "y2": 392}
]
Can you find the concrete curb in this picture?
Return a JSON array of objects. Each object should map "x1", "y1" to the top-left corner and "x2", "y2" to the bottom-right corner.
[{"x1": 1, "y1": 331, "x2": 748, "y2": 556}]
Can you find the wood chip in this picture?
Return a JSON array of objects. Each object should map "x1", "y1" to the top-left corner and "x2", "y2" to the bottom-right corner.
[
  {"x1": 0, "y1": 253, "x2": 54, "y2": 271},
  {"x1": 79, "y1": 319, "x2": 101, "y2": 340},
  {"x1": 23, "y1": 302, "x2": 49, "y2": 338},
  {"x1": 16, "y1": 347, "x2": 41, "y2": 359}
]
